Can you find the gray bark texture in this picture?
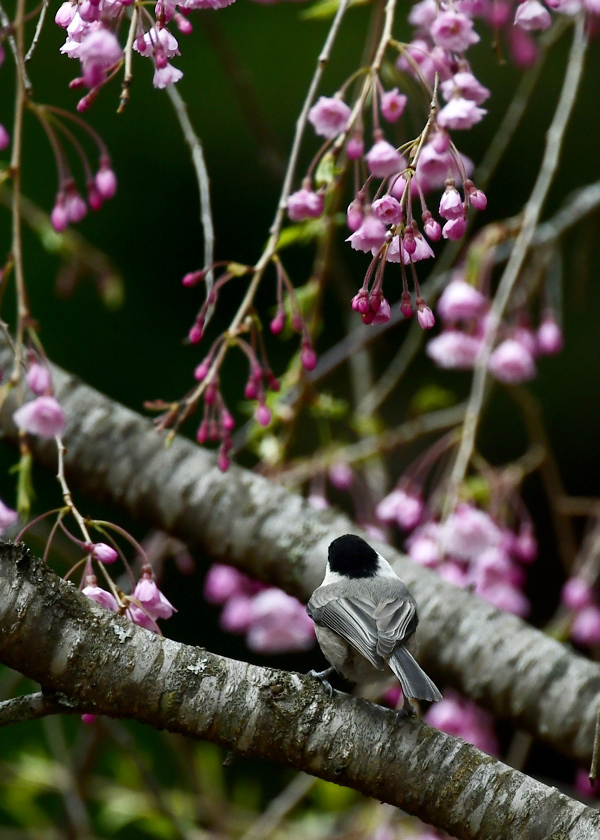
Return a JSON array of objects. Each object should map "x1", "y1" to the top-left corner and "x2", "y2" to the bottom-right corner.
[
  {"x1": 0, "y1": 335, "x2": 599, "y2": 768},
  {"x1": 1, "y1": 541, "x2": 599, "y2": 840}
]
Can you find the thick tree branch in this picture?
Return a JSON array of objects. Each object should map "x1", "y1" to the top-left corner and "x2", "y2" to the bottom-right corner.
[
  {"x1": 1, "y1": 542, "x2": 599, "y2": 840},
  {"x1": 0, "y1": 334, "x2": 599, "y2": 766}
]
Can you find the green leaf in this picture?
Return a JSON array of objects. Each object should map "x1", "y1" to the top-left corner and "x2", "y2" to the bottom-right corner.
[
  {"x1": 227, "y1": 262, "x2": 250, "y2": 277},
  {"x1": 301, "y1": 0, "x2": 368, "y2": 21},
  {"x1": 314, "y1": 152, "x2": 338, "y2": 188},
  {"x1": 278, "y1": 219, "x2": 326, "y2": 250},
  {"x1": 409, "y1": 385, "x2": 457, "y2": 416}
]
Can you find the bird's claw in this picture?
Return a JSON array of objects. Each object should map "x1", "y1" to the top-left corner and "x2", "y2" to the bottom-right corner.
[{"x1": 309, "y1": 667, "x2": 334, "y2": 697}]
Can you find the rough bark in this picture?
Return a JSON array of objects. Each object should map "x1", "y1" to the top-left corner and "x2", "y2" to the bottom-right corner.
[
  {"x1": 1, "y1": 542, "x2": 599, "y2": 840},
  {"x1": 0, "y1": 334, "x2": 599, "y2": 767}
]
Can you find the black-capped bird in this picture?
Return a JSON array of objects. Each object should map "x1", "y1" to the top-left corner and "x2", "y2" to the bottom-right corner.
[{"x1": 307, "y1": 534, "x2": 442, "y2": 714}]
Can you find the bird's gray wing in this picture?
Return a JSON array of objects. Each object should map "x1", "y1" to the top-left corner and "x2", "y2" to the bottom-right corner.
[
  {"x1": 372, "y1": 596, "x2": 418, "y2": 659},
  {"x1": 307, "y1": 588, "x2": 382, "y2": 669}
]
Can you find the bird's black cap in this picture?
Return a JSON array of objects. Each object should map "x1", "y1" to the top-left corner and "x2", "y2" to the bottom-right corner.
[{"x1": 328, "y1": 534, "x2": 379, "y2": 578}]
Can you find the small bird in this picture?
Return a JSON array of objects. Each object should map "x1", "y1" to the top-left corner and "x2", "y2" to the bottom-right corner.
[{"x1": 307, "y1": 534, "x2": 442, "y2": 714}]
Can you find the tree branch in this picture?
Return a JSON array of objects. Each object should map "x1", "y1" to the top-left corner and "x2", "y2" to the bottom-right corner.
[
  {"x1": 1, "y1": 541, "x2": 599, "y2": 840},
  {"x1": 0, "y1": 333, "x2": 599, "y2": 766}
]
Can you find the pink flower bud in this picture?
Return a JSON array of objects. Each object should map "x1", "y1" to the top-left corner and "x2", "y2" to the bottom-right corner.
[
  {"x1": 255, "y1": 405, "x2": 272, "y2": 426},
  {"x1": 571, "y1": 604, "x2": 600, "y2": 646},
  {"x1": 424, "y1": 215, "x2": 442, "y2": 241},
  {"x1": 469, "y1": 189, "x2": 487, "y2": 211},
  {"x1": 194, "y1": 360, "x2": 210, "y2": 381},
  {"x1": 96, "y1": 162, "x2": 117, "y2": 200},
  {"x1": 196, "y1": 421, "x2": 208, "y2": 443},
  {"x1": 346, "y1": 134, "x2": 364, "y2": 160},
  {"x1": 366, "y1": 140, "x2": 405, "y2": 178},
  {"x1": 442, "y1": 216, "x2": 468, "y2": 241},
  {"x1": 417, "y1": 305, "x2": 435, "y2": 330},
  {"x1": 217, "y1": 447, "x2": 230, "y2": 472},
  {"x1": 204, "y1": 380, "x2": 218, "y2": 404},
  {"x1": 244, "y1": 378, "x2": 259, "y2": 399},
  {"x1": 537, "y1": 316, "x2": 563, "y2": 355},
  {"x1": 270, "y1": 311, "x2": 285, "y2": 335},
  {"x1": 301, "y1": 345, "x2": 317, "y2": 371},
  {"x1": 81, "y1": 714, "x2": 97, "y2": 725},
  {"x1": 26, "y1": 362, "x2": 51, "y2": 396},
  {"x1": 221, "y1": 410, "x2": 235, "y2": 432},
  {"x1": 51, "y1": 199, "x2": 69, "y2": 233},
  {"x1": 561, "y1": 577, "x2": 595, "y2": 611},
  {"x1": 182, "y1": 270, "x2": 205, "y2": 287},
  {"x1": 401, "y1": 291, "x2": 413, "y2": 318},
  {"x1": 0, "y1": 124, "x2": 9, "y2": 151},
  {"x1": 188, "y1": 323, "x2": 203, "y2": 344},
  {"x1": 90, "y1": 542, "x2": 118, "y2": 564}
]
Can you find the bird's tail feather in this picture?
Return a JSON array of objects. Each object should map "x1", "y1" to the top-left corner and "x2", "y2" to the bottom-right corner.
[{"x1": 388, "y1": 647, "x2": 442, "y2": 702}]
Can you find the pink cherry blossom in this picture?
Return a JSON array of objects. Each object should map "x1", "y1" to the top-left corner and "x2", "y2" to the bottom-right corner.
[
  {"x1": 0, "y1": 499, "x2": 18, "y2": 533},
  {"x1": 488, "y1": 338, "x2": 536, "y2": 384},
  {"x1": 246, "y1": 589, "x2": 315, "y2": 654},
  {"x1": 430, "y1": 11, "x2": 481, "y2": 52},
  {"x1": 406, "y1": 523, "x2": 443, "y2": 568},
  {"x1": 537, "y1": 316, "x2": 564, "y2": 355},
  {"x1": 133, "y1": 570, "x2": 176, "y2": 620},
  {"x1": 561, "y1": 577, "x2": 595, "y2": 611},
  {"x1": 376, "y1": 488, "x2": 424, "y2": 531},
  {"x1": 437, "y1": 98, "x2": 487, "y2": 130},
  {"x1": 442, "y1": 216, "x2": 468, "y2": 240},
  {"x1": 381, "y1": 88, "x2": 408, "y2": 122},
  {"x1": 439, "y1": 186, "x2": 464, "y2": 220},
  {"x1": 441, "y1": 503, "x2": 503, "y2": 561},
  {"x1": 408, "y1": 0, "x2": 437, "y2": 27},
  {"x1": 346, "y1": 215, "x2": 387, "y2": 253},
  {"x1": 13, "y1": 396, "x2": 66, "y2": 438},
  {"x1": 153, "y1": 62, "x2": 183, "y2": 88},
  {"x1": 426, "y1": 330, "x2": 482, "y2": 369},
  {"x1": 371, "y1": 195, "x2": 402, "y2": 224},
  {"x1": 89, "y1": 542, "x2": 118, "y2": 563},
  {"x1": 571, "y1": 605, "x2": 600, "y2": 645},
  {"x1": 365, "y1": 140, "x2": 405, "y2": 178},
  {"x1": 287, "y1": 188, "x2": 323, "y2": 222},
  {"x1": 83, "y1": 583, "x2": 119, "y2": 612},
  {"x1": 514, "y1": 0, "x2": 552, "y2": 30},
  {"x1": 441, "y1": 71, "x2": 490, "y2": 105},
  {"x1": 308, "y1": 96, "x2": 351, "y2": 139},
  {"x1": 328, "y1": 462, "x2": 354, "y2": 490},
  {"x1": 346, "y1": 134, "x2": 365, "y2": 159},
  {"x1": 437, "y1": 277, "x2": 487, "y2": 321}
]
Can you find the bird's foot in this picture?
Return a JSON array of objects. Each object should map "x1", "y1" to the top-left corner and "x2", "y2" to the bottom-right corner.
[
  {"x1": 398, "y1": 696, "x2": 417, "y2": 718},
  {"x1": 309, "y1": 667, "x2": 335, "y2": 697}
]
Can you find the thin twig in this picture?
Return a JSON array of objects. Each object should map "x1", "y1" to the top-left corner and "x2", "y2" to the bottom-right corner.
[
  {"x1": 24, "y1": 0, "x2": 49, "y2": 64},
  {"x1": 166, "y1": 84, "x2": 216, "y2": 325},
  {"x1": 182, "y1": 0, "x2": 353, "y2": 409},
  {"x1": 445, "y1": 15, "x2": 588, "y2": 515}
]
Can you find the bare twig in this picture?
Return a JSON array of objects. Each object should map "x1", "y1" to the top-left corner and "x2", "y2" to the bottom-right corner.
[
  {"x1": 446, "y1": 15, "x2": 588, "y2": 514},
  {"x1": 166, "y1": 84, "x2": 216, "y2": 325},
  {"x1": 23, "y1": 0, "x2": 49, "y2": 64}
]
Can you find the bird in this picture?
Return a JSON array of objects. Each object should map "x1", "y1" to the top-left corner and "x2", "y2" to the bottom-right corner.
[{"x1": 306, "y1": 533, "x2": 442, "y2": 714}]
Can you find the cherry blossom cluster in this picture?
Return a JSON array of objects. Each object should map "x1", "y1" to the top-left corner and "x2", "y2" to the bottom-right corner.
[
  {"x1": 426, "y1": 275, "x2": 563, "y2": 383},
  {"x1": 560, "y1": 575, "x2": 600, "y2": 646},
  {"x1": 377, "y1": 491, "x2": 537, "y2": 618},
  {"x1": 204, "y1": 563, "x2": 315, "y2": 654},
  {"x1": 12, "y1": 354, "x2": 67, "y2": 439},
  {"x1": 84, "y1": 562, "x2": 176, "y2": 632},
  {"x1": 55, "y1": 0, "x2": 234, "y2": 99},
  {"x1": 287, "y1": 2, "x2": 494, "y2": 331},
  {"x1": 180, "y1": 261, "x2": 317, "y2": 470}
]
